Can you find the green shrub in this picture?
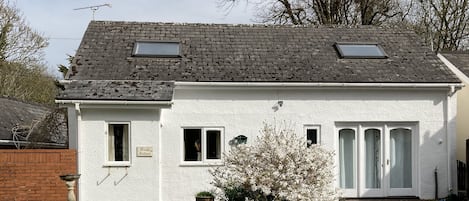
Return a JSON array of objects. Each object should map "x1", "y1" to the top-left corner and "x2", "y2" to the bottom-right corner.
[{"x1": 196, "y1": 191, "x2": 214, "y2": 197}]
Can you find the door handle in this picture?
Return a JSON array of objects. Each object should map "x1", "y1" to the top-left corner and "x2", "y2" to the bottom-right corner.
[{"x1": 387, "y1": 159, "x2": 390, "y2": 165}]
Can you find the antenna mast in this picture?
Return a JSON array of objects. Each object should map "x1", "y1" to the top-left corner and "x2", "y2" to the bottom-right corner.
[{"x1": 74, "y1": 3, "x2": 112, "y2": 20}]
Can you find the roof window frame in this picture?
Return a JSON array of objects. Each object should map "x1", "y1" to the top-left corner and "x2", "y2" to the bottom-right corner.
[
  {"x1": 334, "y1": 42, "x2": 388, "y2": 59},
  {"x1": 132, "y1": 40, "x2": 181, "y2": 58}
]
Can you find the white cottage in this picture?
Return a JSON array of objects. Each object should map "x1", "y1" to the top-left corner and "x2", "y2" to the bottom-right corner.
[{"x1": 57, "y1": 21, "x2": 463, "y2": 200}]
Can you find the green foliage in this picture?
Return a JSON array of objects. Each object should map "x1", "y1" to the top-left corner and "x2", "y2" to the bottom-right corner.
[
  {"x1": 0, "y1": 61, "x2": 57, "y2": 104},
  {"x1": 0, "y1": 22, "x2": 12, "y2": 60},
  {"x1": 57, "y1": 54, "x2": 73, "y2": 79},
  {"x1": 57, "y1": 64, "x2": 68, "y2": 78},
  {"x1": 196, "y1": 191, "x2": 214, "y2": 197},
  {"x1": 0, "y1": 1, "x2": 56, "y2": 105},
  {"x1": 223, "y1": 187, "x2": 248, "y2": 201},
  {"x1": 223, "y1": 187, "x2": 268, "y2": 201},
  {"x1": 445, "y1": 194, "x2": 459, "y2": 201}
]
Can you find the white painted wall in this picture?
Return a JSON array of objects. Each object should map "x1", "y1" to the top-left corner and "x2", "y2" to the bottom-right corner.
[
  {"x1": 456, "y1": 84, "x2": 469, "y2": 162},
  {"x1": 76, "y1": 108, "x2": 161, "y2": 201},
  {"x1": 68, "y1": 87, "x2": 456, "y2": 201}
]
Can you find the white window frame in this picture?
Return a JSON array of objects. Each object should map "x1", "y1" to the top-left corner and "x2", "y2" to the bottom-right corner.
[
  {"x1": 132, "y1": 41, "x2": 181, "y2": 57},
  {"x1": 334, "y1": 42, "x2": 388, "y2": 59},
  {"x1": 335, "y1": 122, "x2": 418, "y2": 198},
  {"x1": 304, "y1": 125, "x2": 321, "y2": 146},
  {"x1": 104, "y1": 122, "x2": 131, "y2": 167},
  {"x1": 336, "y1": 125, "x2": 358, "y2": 196},
  {"x1": 180, "y1": 127, "x2": 224, "y2": 166}
]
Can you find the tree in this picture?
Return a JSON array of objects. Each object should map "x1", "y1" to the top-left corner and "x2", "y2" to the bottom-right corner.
[
  {"x1": 220, "y1": 0, "x2": 469, "y2": 51},
  {"x1": 0, "y1": 61, "x2": 57, "y2": 104},
  {"x1": 25, "y1": 108, "x2": 68, "y2": 148},
  {"x1": 0, "y1": 0, "x2": 48, "y2": 65},
  {"x1": 354, "y1": 0, "x2": 403, "y2": 25},
  {"x1": 58, "y1": 54, "x2": 73, "y2": 78},
  {"x1": 0, "y1": 1, "x2": 57, "y2": 104},
  {"x1": 210, "y1": 123, "x2": 337, "y2": 201},
  {"x1": 411, "y1": 0, "x2": 469, "y2": 51},
  {"x1": 219, "y1": 0, "x2": 405, "y2": 25}
]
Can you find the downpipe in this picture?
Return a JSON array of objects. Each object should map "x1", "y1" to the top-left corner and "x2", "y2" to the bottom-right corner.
[{"x1": 435, "y1": 167, "x2": 438, "y2": 200}]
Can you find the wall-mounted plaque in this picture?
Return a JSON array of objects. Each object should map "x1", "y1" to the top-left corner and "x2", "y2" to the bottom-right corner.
[{"x1": 136, "y1": 146, "x2": 153, "y2": 157}]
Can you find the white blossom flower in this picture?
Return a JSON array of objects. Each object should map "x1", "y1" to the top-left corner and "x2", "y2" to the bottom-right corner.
[{"x1": 210, "y1": 123, "x2": 339, "y2": 201}]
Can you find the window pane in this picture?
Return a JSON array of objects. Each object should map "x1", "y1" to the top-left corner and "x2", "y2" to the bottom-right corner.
[
  {"x1": 307, "y1": 129, "x2": 317, "y2": 147},
  {"x1": 336, "y1": 44, "x2": 386, "y2": 58},
  {"x1": 365, "y1": 129, "x2": 381, "y2": 189},
  {"x1": 206, "y1": 130, "x2": 221, "y2": 159},
  {"x1": 134, "y1": 42, "x2": 180, "y2": 56},
  {"x1": 390, "y1": 128, "x2": 412, "y2": 188},
  {"x1": 108, "y1": 124, "x2": 129, "y2": 162},
  {"x1": 184, "y1": 129, "x2": 202, "y2": 161},
  {"x1": 339, "y1": 128, "x2": 356, "y2": 189}
]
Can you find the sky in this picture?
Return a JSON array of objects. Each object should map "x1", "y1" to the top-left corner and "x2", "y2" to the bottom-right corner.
[{"x1": 15, "y1": 0, "x2": 256, "y2": 76}]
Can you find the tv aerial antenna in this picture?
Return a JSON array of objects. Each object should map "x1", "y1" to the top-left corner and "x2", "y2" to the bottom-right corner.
[{"x1": 74, "y1": 3, "x2": 112, "y2": 20}]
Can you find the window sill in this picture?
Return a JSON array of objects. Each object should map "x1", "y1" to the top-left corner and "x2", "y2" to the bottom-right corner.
[
  {"x1": 103, "y1": 162, "x2": 131, "y2": 167},
  {"x1": 179, "y1": 162, "x2": 224, "y2": 167}
]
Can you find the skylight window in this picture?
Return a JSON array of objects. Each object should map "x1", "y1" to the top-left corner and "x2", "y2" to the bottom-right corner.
[
  {"x1": 133, "y1": 41, "x2": 180, "y2": 57},
  {"x1": 335, "y1": 43, "x2": 387, "y2": 59}
]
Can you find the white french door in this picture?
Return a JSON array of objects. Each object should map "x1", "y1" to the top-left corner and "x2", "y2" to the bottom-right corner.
[{"x1": 338, "y1": 123, "x2": 417, "y2": 198}]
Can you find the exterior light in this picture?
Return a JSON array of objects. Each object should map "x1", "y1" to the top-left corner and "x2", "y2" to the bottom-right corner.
[{"x1": 233, "y1": 135, "x2": 248, "y2": 145}]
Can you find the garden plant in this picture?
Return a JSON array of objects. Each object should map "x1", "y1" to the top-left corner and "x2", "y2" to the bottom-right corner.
[{"x1": 210, "y1": 123, "x2": 338, "y2": 201}]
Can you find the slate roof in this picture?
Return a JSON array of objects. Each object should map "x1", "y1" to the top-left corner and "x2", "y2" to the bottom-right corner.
[
  {"x1": 60, "y1": 21, "x2": 462, "y2": 101},
  {"x1": 0, "y1": 97, "x2": 68, "y2": 147},
  {"x1": 57, "y1": 80, "x2": 173, "y2": 101},
  {"x1": 440, "y1": 52, "x2": 469, "y2": 78},
  {"x1": 0, "y1": 97, "x2": 50, "y2": 140},
  {"x1": 66, "y1": 21, "x2": 459, "y2": 84}
]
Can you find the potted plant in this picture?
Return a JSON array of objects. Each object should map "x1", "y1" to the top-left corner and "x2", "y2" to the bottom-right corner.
[{"x1": 196, "y1": 191, "x2": 214, "y2": 201}]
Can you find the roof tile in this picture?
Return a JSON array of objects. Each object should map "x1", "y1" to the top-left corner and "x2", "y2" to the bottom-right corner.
[
  {"x1": 57, "y1": 80, "x2": 174, "y2": 101},
  {"x1": 65, "y1": 21, "x2": 460, "y2": 89}
]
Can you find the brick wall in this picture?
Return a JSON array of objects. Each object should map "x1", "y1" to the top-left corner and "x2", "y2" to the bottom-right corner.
[{"x1": 0, "y1": 149, "x2": 77, "y2": 201}]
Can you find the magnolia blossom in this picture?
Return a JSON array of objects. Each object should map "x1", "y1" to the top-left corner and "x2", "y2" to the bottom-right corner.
[{"x1": 210, "y1": 123, "x2": 339, "y2": 201}]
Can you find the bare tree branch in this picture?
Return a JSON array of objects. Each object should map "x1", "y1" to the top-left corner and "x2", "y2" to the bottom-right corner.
[
  {"x1": 219, "y1": 0, "x2": 469, "y2": 51},
  {"x1": 414, "y1": 0, "x2": 469, "y2": 51},
  {"x1": 0, "y1": 0, "x2": 48, "y2": 65}
]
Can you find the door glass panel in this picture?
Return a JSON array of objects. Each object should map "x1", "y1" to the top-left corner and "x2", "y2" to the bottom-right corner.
[
  {"x1": 365, "y1": 129, "x2": 381, "y2": 189},
  {"x1": 339, "y1": 129, "x2": 356, "y2": 189},
  {"x1": 390, "y1": 128, "x2": 412, "y2": 188}
]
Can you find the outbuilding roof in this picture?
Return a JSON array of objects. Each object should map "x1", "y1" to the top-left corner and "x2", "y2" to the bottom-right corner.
[
  {"x1": 0, "y1": 97, "x2": 67, "y2": 148},
  {"x1": 60, "y1": 21, "x2": 461, "y2": 101},
  {"x1": 0, "y1": 97, "x2": 50, "y2": 140}
]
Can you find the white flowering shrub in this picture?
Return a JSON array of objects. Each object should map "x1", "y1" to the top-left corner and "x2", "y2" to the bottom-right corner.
[{"x1": 210, "y1": 123, "x2": 338, "y2": 201}]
